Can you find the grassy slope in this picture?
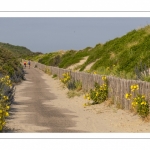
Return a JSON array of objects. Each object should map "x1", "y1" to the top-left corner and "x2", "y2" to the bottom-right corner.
[
  {"x1": 89, "y1": 26, "x2": 150, "y2": 78},
  {"x1": 0, "y1": 42, "x2": 34, "y2": 58},
  {"x1": 58, "y1": 47, "x2": 92, "y2": 68},
  {"x1": 0, "y1": 42, "x2": 36, "y2": 79},
  {"x1": 26, "y1": 25, "x2": 150, "y2": 80}
]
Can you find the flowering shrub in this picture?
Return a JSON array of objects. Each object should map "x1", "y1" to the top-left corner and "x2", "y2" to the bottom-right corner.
[
  {"x1": 84, "y1": 76, "x2": 108, "y2": 105},
  {"x1": 60, "y1": 72, "x2": 71, "y2": 84},
  {"x1": 0, "y1": 75, "x2": 12, "y2": 131},
  {"x1": 0, "y1": 76, "x2": 12, "y2": 88},
  {"x1": 125, "y1": 84, "x2": 149, "y2": 118}
]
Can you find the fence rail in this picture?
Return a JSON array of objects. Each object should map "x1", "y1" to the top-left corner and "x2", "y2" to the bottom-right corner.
[{"x1": 23, "y1": 60, "x2": 150, "y2": 110}]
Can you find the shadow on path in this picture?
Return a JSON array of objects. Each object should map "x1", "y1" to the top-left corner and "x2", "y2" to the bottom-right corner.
[{"x1": 6, "y1": 68, "x2": 86, "y2": 133}]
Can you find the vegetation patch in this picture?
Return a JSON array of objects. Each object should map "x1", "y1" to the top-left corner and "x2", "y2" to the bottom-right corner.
[
  {"x1": 83, "y1": 76, "x2": 108, "y2": 106},
  {"x1": 125, "y1": 84, "x2": 149, "y2": 118},
  {"x1": 0, "y1": 75, "x2": 14, "y2": 132}
]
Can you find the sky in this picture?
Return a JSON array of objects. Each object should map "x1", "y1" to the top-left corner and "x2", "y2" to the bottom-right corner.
[{"x1": 1, "y1": 17, "x2": 150, "y2": 53}]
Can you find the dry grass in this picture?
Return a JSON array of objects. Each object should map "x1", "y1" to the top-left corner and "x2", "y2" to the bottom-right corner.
[{"x1": 67, "y1": 90, "x2": 83, "y2": 98}]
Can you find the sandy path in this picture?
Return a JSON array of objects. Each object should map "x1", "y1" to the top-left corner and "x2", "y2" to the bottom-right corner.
[
  {"x1": 5, "y1": 66, "x2": 150, "y2": 132},
  {"x1": 67, "y1": 56, "x2": 88, "y2": 70}
]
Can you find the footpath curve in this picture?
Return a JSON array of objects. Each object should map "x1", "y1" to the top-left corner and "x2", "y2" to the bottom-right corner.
[{"x1": 5, "y1": 66, "x2": 150, "y2": 132}]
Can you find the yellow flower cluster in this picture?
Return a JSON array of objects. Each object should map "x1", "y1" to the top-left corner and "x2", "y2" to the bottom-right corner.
[
  {"x1": 102, "y1": 76, "x2": 107, "y2": 81},
  {"x1": 125, "y1": 93, "x2": 132, "y2": 100},
  {"x1": 130, "y1": 84, "x2": 139, "y2": 92},
  {"x1": 84, "y1": 93, "x2": 91, "y2": 100},
  {"x1": 0, "y1": 75, "x2": 12, "y2": 131},
  {"x1": 0, "y1": 95, "x2": 9, "y2": 101},
  {"x1": 125, "y1": 83, "x2": 149, "y2": 118},
  {"x1": 131, "y1": 101, "x2": 138, "y2": 107},
  {"x1": 141, "y1": 101, "x2": 147, "y2": 105},
  {"x1": 60, "y1": 72, "x2": 71, "y2": 84},
  {"x1": 83, "y1": 76, "x2": 108, "y2": 105},
  {"x1": 100, "y1": 84, "x2": 107, "y2": 91},
  {"x1": 0, "y1": 76, "x2": 12, "y2": 87},
  {"x1": 0, "y1": 105, "x2": 10, "y2": 131},
  {"x1": 131, "y1": 96, "x2": 148, "y2": 107}
]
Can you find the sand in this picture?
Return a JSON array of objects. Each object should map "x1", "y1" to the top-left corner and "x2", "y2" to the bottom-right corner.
[{"x1": 5, "y1": 66, "x2": 150, "y2": 133}]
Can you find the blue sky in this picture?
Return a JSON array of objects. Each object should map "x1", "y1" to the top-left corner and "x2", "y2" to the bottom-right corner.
[{"x1": 1, "y1": 17, "x2": 150, "y2": 53}]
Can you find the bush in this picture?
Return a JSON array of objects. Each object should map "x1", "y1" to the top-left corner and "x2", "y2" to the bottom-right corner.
[
  {"x1": 84, "y1": 76, "x2": 108, "y2": 104},
  {"x1": 0, "y1": 75, "x2": 13, "y2": 131},
  {"x1": 60, "y1": 72, "x2": 71, "y2": 84},
  {"x1": 52, "y1": 74, "x2": 57, "y2": 78},
  {"x1": 125, "y1": 84, "x2": 149, "y2": 118}
]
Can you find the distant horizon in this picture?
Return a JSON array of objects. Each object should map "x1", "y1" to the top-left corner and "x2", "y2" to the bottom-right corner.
[{"x1": 1, "y1": 17, "x2": 150, "y2": 53}]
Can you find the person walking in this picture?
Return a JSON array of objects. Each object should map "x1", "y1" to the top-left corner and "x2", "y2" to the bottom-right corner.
[
  {"x1": 24, "y1": 61, "x2": 26, "y2": 68},
  {"x1": 28, "y1": 60, "x2": 31, "y2": 69}
]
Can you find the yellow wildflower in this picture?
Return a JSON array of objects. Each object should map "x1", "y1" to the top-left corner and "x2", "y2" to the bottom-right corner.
[
  {"x1": 102, "y1": 76, "x2": 106, "y2": 80},
  {"x1": 132, "y1": 102, "x2": 136, "y2": 107},
  {"x1": 4, "y1": 96, "x2": 8, "y2": 100},
  {"x1": 87, "y1": 96, "x2": 90, "y2": 100},
  {"x1": 5, "y1": 112, "x2": 9, "y2": 117},
  {"x1": 6, "y1": 106, "x2": 10, "y2": 110},
  {"x1": 130, "y1": 84, "x2": 139, "y2": 91},
  {"x1": 6, "y1": 76, "x2": 10, "y2": 79},
  {"x1": 125, "y1": 93, "x2": 132, "y2": 100}
]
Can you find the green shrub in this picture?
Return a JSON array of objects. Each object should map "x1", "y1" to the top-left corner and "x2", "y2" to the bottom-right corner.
[
  {"x1": 52, "y1": 74, "x2": 57, "y2": 78},
  {"x1": 84, "y1": 76, "x2": 108, "y2": 104},
  {"x1": 125, "y1": 84, "x2": 149, "y2": 118}
]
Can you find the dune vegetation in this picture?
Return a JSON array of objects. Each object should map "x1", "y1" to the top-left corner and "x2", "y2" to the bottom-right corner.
[{"x1": 24, "y1": 25, "x2": 150, "y2": 81}]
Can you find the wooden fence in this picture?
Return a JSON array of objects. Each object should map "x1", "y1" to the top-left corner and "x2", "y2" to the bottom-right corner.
[{"x1": 23, "y1": 60, "x2": 150, "y2": 110}]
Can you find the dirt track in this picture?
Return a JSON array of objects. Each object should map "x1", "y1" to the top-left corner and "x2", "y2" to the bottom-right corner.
[{"x1": 5, "y1": 66, "x2": 150, "y2": 133}]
